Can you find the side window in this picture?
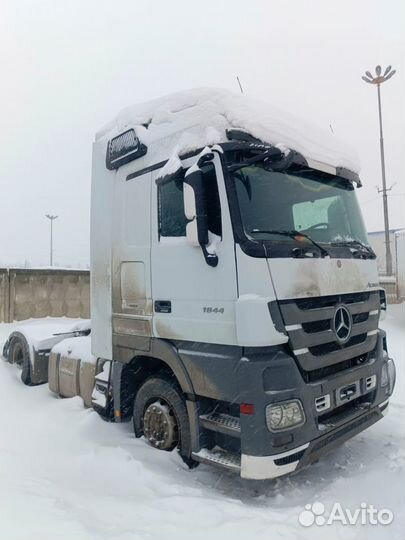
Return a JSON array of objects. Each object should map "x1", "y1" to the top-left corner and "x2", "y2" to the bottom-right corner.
[
  {"x1": 158, "y1": 173, "x2": 188, "y2": 237},
  {"x1": 158, "y1": 164, "x2": 222, "y2": 239}
]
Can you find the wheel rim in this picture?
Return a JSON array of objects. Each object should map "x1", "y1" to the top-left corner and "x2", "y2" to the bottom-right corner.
[{"x1": 143, "y1": 400, "x2": 179, "y2": 450}]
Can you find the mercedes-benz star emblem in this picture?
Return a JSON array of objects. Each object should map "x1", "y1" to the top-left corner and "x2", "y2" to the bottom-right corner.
[{"x1": 333, "y1": 305, "x2": 352, "y2": 343}]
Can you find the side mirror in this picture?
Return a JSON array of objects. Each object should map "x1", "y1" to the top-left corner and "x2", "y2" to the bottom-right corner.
[
  {"x1": 184, "y1": 164, "x2": 218, "y2": 267},
  {"x1": 184, "y1": 167, "x2": 208, "y2": 246}
]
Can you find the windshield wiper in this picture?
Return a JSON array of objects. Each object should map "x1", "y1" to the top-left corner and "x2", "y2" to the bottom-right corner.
[
  {"x1": 250, "y1": 229, "x2": 329, "y2": 257},
  {"x1": 330, "y1": 240, "x2": 376, "y2": 259}
]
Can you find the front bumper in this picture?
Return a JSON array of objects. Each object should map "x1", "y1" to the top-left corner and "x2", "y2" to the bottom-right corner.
[
  {"x1": 238, "y1": 329, "x2": 393, "y2": 450},
  {"x1": 241, "y1": 399, "x2": 389, "y2": 480}
]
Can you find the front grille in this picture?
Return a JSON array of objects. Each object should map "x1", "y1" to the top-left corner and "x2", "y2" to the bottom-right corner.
[
  {"x1": 279, "y1": 291, "x2": 380, "y2": 375},
  {"x1": 304, "y1": 353, "x2": 369, "y2": 383},
  {"x1": 295, "y1": 291, "x2": 370, "y2": 310},
  {"x1": 302, "y1": 319, "x2": 330, "y2": 333},
  {"x1": 309, "y1": 333, "x2": 367, "y2": 356},
  {"x1": 352, "y1": 312, "x2": 369, "y2": 324}
]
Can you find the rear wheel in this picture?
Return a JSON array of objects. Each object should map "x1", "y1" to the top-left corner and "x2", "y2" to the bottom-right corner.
[
  {"x1": 7, "y1": 333, "x2": 33, "y2": 386},
  {"x1": 143, "y1": 399, "x2": 179, "y2": 450},
  {"x1": 133, "y1": 375, "x2": 198, "y2": 468}
]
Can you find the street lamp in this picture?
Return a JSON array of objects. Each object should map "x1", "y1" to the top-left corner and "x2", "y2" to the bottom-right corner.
[
  {"x1": 362, "y1": 65, "x2": 396, "y2": 276},
  {"x1": 45, "y1": 214, "x2": 58, "y2": 266}
]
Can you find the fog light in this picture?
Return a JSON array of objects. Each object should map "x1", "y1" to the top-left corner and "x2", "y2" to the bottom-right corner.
[{"x1": 266, "y1": 399, "x2": 305, "y2": 431}]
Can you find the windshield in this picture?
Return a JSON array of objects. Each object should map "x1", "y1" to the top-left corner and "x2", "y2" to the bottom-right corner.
[{"x1": 232, "y1": 165, "x2": 369, "y2": 247}]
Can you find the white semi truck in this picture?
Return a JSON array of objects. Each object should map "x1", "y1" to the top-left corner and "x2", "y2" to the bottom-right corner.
[{"x1": 3, "y1": 89, "x2": 396, "y2": 480}]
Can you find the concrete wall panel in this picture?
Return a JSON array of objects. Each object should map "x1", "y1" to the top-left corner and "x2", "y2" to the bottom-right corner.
[
  {"x1": 0, "y1": 269, "x2": 90, "y2": 323},
  {"x1": 0, "y1": 270, "x2": 9, "y2": 323}
]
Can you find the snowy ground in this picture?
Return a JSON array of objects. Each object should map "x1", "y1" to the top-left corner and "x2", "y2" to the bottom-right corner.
[{"x1": 0, "y1": 306, "x2": 404, "y2": 540}]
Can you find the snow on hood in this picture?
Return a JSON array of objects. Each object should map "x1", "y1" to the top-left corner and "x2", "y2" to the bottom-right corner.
[
  {"x1": 10, "y1": 318, "x2": 91, "y2": 350},
  {"x1": 97, "y1": 88, "x2": 359, "y2": 173}
]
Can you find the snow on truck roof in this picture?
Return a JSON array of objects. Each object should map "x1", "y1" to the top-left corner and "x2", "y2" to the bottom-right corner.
[{"x1": 97, "y1": 88, "x2": 359, "y2": 173}]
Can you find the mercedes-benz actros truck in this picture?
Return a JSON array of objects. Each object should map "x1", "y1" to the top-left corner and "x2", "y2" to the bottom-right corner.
[
  {"x1": 4, "y1": 88, "x2": 396, "y2": 480},
  {"x1": 87, "y1": 88, "x2": 395, "y2": 479}
]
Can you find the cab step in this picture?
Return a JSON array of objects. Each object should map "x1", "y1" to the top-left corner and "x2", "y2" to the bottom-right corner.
[
  {"x1": 200, "y1": 412, "x2": 241, "y2": 437},
  {"x1": 192, "y1": 448, "x2": 241, "y2": 472}
]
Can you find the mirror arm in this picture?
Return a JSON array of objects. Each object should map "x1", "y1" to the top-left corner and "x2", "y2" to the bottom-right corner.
[
  {"x1": 201, "y1": 245, "x2": 218, "y2": 267},
  {"x1": 184, "y1": 148, "x2": 220, "y2": 268},
  {"x1": 197, "y1": 152, "x2": 215, "y2": 167}
]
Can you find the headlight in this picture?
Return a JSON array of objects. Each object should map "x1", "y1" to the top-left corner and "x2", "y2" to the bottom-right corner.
[
  {"x1": 266, "y1": 399, "x2": 305, "y2": 431},
  {"x1": 381, "y1": 358, "x2": 396, "y2": 395},
  {"x1": 388, "y1": 358, "x2": 396, "y2": 394},
  {"x1": 381, "y1": 362, "x2": 389, "y2": 387}
]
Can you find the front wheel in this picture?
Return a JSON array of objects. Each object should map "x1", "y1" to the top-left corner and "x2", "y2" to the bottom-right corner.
[{"x1": 133, "y1": 375, "x2": 198, "y2": 469}]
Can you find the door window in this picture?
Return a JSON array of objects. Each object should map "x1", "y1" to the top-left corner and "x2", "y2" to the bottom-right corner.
[{"x1": 158, "y1": 174, "x2": 187, "y2": 237}]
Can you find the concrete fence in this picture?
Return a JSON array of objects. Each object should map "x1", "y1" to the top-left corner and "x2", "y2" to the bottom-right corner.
[
  {"x1": 0, "y1": 269, "x2": 9, "y2": 323},
  {"x1": 0, "y1": 268, "x2": 90, "y2": 323},
  {"x1": 378, "y1": 232, "x2": 405, "y2": 304},
  {"x1": 379, "y1": 276, "x2": 399, "y2": 304}
]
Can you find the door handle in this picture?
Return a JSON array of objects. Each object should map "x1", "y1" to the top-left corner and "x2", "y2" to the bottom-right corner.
[{"x1": 155, "y1": 300, "x2": 172, "y2": 314}]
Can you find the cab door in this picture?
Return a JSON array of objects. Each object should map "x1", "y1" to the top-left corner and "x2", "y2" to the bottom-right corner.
[{"x1": 151, "y1": 153, "x2": 238, "y2": 346}]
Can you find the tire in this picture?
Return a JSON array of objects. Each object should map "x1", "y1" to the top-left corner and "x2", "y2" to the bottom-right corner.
[
  {"x1": 7, "y1": 333, "x2": 34, "y2": 386},
  {"x1": 133, "y1": 375, "x2": 198, "y2": 469}
]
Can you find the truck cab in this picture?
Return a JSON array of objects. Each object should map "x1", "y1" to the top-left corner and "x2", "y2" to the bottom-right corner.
[{"x1": 91, "y1": 89, "x2": 396, "y2": 479}]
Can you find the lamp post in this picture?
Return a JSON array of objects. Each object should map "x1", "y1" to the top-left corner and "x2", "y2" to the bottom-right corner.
[
  {"x1": 362, "y1": 65, "x2": 396, "y2": 276},
  {"x1": 45, "y1": 214, "x2": 58, "y2": 266}
]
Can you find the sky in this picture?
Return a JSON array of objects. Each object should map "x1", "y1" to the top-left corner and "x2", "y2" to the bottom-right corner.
[{"x1": 0, "y1": 0, "x2": 403, "y2": 267}]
